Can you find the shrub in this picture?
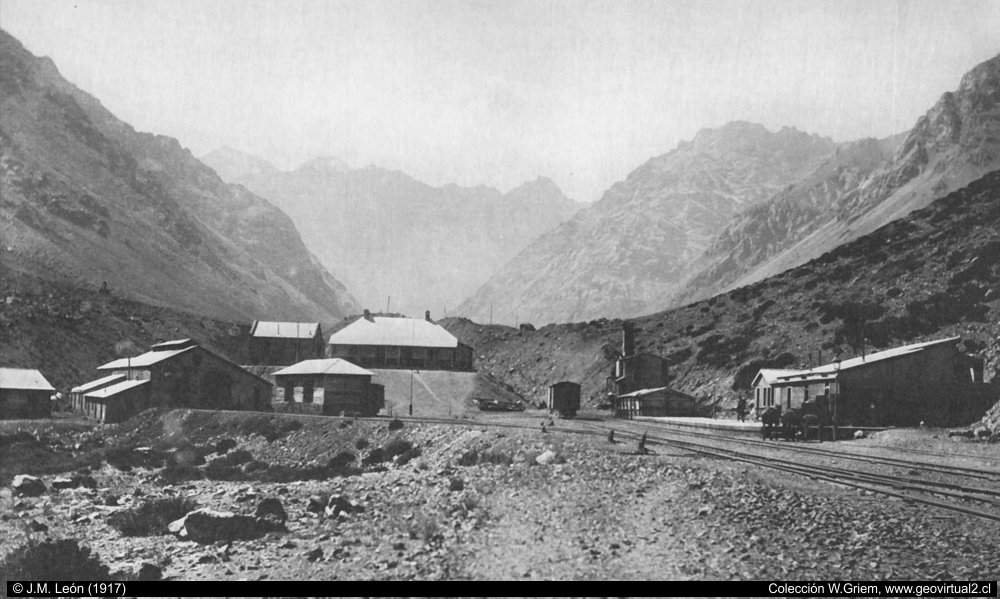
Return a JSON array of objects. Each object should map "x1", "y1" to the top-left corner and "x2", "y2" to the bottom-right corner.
[
  {"x1": 327, "y1": 451, "x2": 358, "y2": 476},
  {"x1": 354, "y1": 437, "x2": 369, "y2": 450},
  {"x1": 457, "y1": 450, "x2": 479, "y2": 466},
  {"x1": 388, "y1": 418, "x2": 404, "y2": 431},
  {"x1": 213, "y1": 438, "x2": 237, "y2": 455},
  {"x1": 383, "y1": 438, "x2": 413, "y2": 459},
  {"x1": 107, "y1": 497, "x2": 198, "y2": 537},
  {"x1": 1, "y1": 539, "x2": 114, "y2": 582},
  {"x1": 362, "y1": 447, "x2": 387, "y2": 466},
  {"x1": 395, "y1": 446, "x2": 422, "y2": 466},
  {"x1": 158, "y1": 464, "x2": 203, "y2": 484}
]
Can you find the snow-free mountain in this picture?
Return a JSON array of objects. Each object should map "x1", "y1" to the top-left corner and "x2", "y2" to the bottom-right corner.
[
  {"x1": 201, "y1": 149, "x2": 581, "y2": 317},
  {"x1": 460, "y1": 52, "x2": 1000, "y2": 325},
  {"x1": 457, "y1": 122, "x2": 837, "y2": 324},
  {"x1": 0, "y1": 30, "x2": 358, "y2": 323}
]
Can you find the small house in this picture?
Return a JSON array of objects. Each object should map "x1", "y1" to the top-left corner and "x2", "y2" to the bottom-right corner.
[
  {"x1": 0, "y1": 368, "x2": 55, "y2": 419},
  {"x1": 81, "y1": 379, "x2": 151, "y2": 423},
  {"x1": 248, "y1": 321, "x2": 324, "y2": 366},
  {"x1": 272, "y1": 358, "x2": 384, "y2": 416},
  {"x1": 70, "y1": 374, "x2": 125, "y2": 412}
]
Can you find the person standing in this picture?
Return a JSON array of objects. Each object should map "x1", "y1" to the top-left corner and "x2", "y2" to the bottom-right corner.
[{"x1": 736, "y1": 396, "x2": 747, "y2": 422}]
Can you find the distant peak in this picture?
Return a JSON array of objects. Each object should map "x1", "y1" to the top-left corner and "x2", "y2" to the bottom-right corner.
[{"x1": 299, "y1": 155, "x2": 353, "y2": 173}]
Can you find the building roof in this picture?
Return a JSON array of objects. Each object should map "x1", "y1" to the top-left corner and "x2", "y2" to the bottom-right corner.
[
  {"x1": 150, "y1": 339, "x2": 197, "y2": 350},
  {"x1": 71, "y1": 374, "x2": 126, "y2": 394},
  {"x1": 97, "y1": 346, "x2": 195, "y2": 370},
  {"x1": 781, "y1": 337, "x2": 962, "y2": 379},
  {"x1": 272, "y1": 358, "x2": 373, "y2": 377},
  {"x1": 328, "y1": 316, "x2": 459, "y2": 348},
  {"x1": 251, "y1": 321, "x2": 321, "y2": 339},
  {"x1": 751, "y1": 369, "x2": 805, "y2": 387},
  {"x1": 0, "y1": 368, "x2": 55, "y2": 392},
  {"x1": 549, "y1": 381, "x2": 581, "y2": 388},
  {"x1": 84, "y1": 379, "x2": 149, "y2": 399}
]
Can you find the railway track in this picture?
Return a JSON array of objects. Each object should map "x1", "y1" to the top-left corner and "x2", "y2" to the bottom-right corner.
[
  {"x1": 182, "y1": 410, "x2": 1000, "y2": 523},
  {"x1": 626, "y1": 419, "x2": 1000, "y2": 481},
  {"x1": 377, "y1": 413, "x2": 1000, "y2": 523}
]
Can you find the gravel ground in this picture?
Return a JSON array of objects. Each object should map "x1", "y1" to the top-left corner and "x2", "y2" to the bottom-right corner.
[{"x1": 1, "y1": 410, "x2": 998, "y2": 581}]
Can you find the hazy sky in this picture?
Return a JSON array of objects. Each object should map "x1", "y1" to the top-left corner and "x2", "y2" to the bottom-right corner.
[{"x1": 3, "y1": 0, "x2": 999, "y2": 203}]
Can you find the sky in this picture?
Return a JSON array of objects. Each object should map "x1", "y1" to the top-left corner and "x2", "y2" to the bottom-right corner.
[{"x1": 3, "y1": 0, "x2": 999, "y2": 203}]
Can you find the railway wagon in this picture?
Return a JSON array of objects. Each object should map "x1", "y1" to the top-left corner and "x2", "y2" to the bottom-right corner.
[{"x1": 548, "y1": 381, "x2": 581, "y2": 418}]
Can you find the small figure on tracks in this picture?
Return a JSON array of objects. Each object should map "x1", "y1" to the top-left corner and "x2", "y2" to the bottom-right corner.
[
  {"x1": 638, "y1": 431, "x2": 648, "y2": 454},
  {"x1": 607, "y1": 429, "x2": 616, "y2": 444},
  {"x1": 736, "y1": 396, "x2": 747, "y2": 423}
]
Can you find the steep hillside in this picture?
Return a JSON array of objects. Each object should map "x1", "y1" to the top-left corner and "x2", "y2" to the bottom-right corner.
[
  {"x1": 678, "y1": 52, "x2": 1000, "y2": 303},
  {"x1": 443, "y1": 170, "x2": 1000, "y2": 413},
  {"x1": 0, "y1": 266, "x2": 250, "y2": 390},
  {"x1": 201, "y1": 148, "x2": 581, "y2": 316},
  {"x1": 457, "y1": 122, "x2": 837, "y2": 324},
  {"x1": 0, "y1": 30, "x2": 358, "y2": 323}
]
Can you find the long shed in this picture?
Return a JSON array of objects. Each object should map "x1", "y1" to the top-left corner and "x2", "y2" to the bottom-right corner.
[{"x1": 327, "y1": 311, "x2": 473, "y2": 371}]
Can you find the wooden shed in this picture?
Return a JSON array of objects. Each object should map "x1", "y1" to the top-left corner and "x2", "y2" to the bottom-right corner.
[
  {"x1": 759, "y1": 337, "x2": 995, "y2": 427},
  {"x1": 0, "y1": 368, "x2": 54, "y2": 419},
  {"x1": 615, "y1": 386, "x2": 699, "y2": 419},
  {"x1": 84, "y1": 339, "x2": 272, "y2": 422},
  {"x1": 548, "y1": 381, "x2": 581, "y2": 418},
  {"x1": 272, "y1": 358, "x2": 385, "y2": 417},
  {"x1": 70, "y1": 374, "x2": 125, "y2": 412},
  {"x1": 82, "y1": 379, "x2": 150, "y2": 423}
]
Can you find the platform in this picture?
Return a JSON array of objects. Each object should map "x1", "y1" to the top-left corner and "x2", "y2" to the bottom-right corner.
[{"x1": 634, "y1": 416, "x2": 762, "y2": 435}]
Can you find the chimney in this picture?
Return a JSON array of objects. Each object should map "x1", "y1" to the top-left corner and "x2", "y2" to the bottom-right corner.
[
  {"x1": 425, "y1": 310, "x2": 432, "y2": 322},
  {"x1": 622, "y1": 321, "x2": 635, "y2": 357},
  {"x1": 363, "y1": 309, "x2": 373, "y2": 322}
]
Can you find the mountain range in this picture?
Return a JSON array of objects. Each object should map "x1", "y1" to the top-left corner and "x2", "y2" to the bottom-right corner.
[
  {"x1": 443, "y1": 168, "x2": 1000, "y2": 408},
  {"x1": 458, "y1": 52, "x2": 1000, "y2": 325},
  {"x1": 0, "y1": 29, "x2": 358, "y2": 324},
  {"x1": 201, "y1": 148, "x2": 581, "y2": 317}
]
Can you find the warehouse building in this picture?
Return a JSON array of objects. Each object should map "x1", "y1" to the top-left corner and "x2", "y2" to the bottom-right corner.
[
  {"x1": 72, "y1": 339, "x2": 272, "y2": 423},
  {"x1": 753, "y1": 337, "x2": 995, "y2": 427}
]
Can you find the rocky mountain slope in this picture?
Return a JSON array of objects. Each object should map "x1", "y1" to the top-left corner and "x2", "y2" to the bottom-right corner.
[
  {"x1": 201, "y1": 149, "x2": 580, "y2": 317},
  {"x1": 443, "y1": 170, "x2": 1000, "y2": 413},
  {"x1": 0, "y1": 30, "x2": 358, "y2": 323},
  {"x1": 673, "y1": 52, "x2": 1000, "y2": 304},
  {"x1": 457, "y1": 122, "x2": 837, "y2": 324}
]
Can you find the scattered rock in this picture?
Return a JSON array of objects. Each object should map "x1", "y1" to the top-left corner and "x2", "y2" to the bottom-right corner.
[
  {"x1": 325, "y1": 495, "x2": 363, "y2": 518},
  {"x1": 306, "y1": 494, "x2": 329, "y2": 514},
  {"x1": 305, "y1": 547, "x2": 323, "y2": 562},
  {"x1": 12, "y1": 474, "x2": 46, "y2": 497},
  {"x1": 168, "y1": 508, "x2": 284, "y2": 544},
  {"x1": 51, "y1": 477, "x2": 76, "y2": 490},
  {"x1": 135, "y1": 563, "x2": 162, "y2": 580},
  {"x1": 28, "y1": 518, "x2": 48, "y2": 532},
  {"x1": 254, "y1": 497, "x2": 287, "y2": 524},
  {"x1": 535, "y1": 450, "x2": 557, "y2": 465},
  {"x1": 448, "y1": 477, "x2": 465, "y2": 492}
]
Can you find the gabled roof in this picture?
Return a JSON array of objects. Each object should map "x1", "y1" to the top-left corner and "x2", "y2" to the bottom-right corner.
[
  {"x1": 273, "y1": 358, "x2": 373, "y2": 377},
  {"x1": 97, "y1": 346, "x2": 195, "y2": 370},
  {"x1": 751, "y1": 369, "x2": 805, "y2": 387},
  {"x1": 150, "y1": 339, "x2": 197, "y2": 350},
  {"x1": 251, "y1": 321, "x2": 320, "y2": 339},
  {"x1": 783, "y1": 337, "x2": 962, "y2": 378},
  {"x1": 0, "y1": 368, "x2": 55, "y2": 392},
  {"x1": 328, "y1": 317, "x2": 459, "y2": 348},
  {"x1": 72, "y1": 374, "x2": 126, "y2": 394},
  {"x1": 84, "y1": 379, "x2": 149, "y2": 399},
  {"x1": 549, "y1": 381, "x2": 580, "y2": 389}
]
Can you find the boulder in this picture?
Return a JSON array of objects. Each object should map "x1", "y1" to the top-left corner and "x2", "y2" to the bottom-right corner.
[
  {"x1": 12, "y1": 474, "x2": 46, "y2": 497},
  {"x1": 255, "y1": 497, "x2": 287, "y2": 523},
  {"x1": 51, "y1": 477, "x2": 77, "y2": 490},
  {"x1": 535, "y1": 450, "x2": 557, "y2": 465},
  {"x1": 324, "y1": 495, "x2": 363, "y2": 518},
  {"x1": 135, "y1": 563, "x2": 162, "y2": 581},
  {"x1": 306, "y1": 494, "x2": 329, "y2": 514},
  {"x1": 167, "y1": 508, "x2": 284, "y2": 544}
]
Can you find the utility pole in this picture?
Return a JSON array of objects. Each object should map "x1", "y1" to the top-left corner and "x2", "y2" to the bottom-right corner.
[
  {"x1": 387, "y1": 296, "x2": 391, "y2": 314},
  {"x1": 489, "y1": 303, "x2": 493, "y2": 326},
  {"x1": 409, "y1": 318, "x2": 415, "y2": 416}
]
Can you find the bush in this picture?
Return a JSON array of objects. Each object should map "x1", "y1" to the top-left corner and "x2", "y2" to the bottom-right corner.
[
  {"x1": 327, "y1": 451, "x2": 358, "y2": 476},
  {"x1": 388, "y1": 418, "x2": 404, "y2": 431},
  {"x1": 1, "y1": 539, "x2": 114, "y2": 582},
  {"x1": 354, "y1": 437, "x2": 369, "y2": 450},
  {"x1": 383, "y1": 438, "x2": 413, "y2": 459},
  {"x1": 214, "y1": 438, "x2": 237, "y2": 455},
  {"x1": 107, "y1": 497, "x2": 198, "y2": 537},
  {"x1": 362, "y1": 447, "x2": 387, "y2": 466},
  {"x1": 157, "y1": 464, "x2": 203, "y2": 484}
]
